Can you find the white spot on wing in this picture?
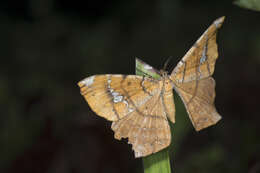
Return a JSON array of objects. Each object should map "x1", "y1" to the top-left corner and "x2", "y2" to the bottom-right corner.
[
  {"x1": 214, "y1": 19, "x2": 222, "y2": 28},
  {"x1": 123, "y1": 100, "x2": 135, "y2": 113},
  {"x1": 82, "y1": 76, "x2": 95, "y2": 86},
  {"x1": 200, "y1": 55, "x2": 206, "y2": 64},
  {"x1": 113, "y1": 95, "x2": 123, "y2": 103},
  {"x1": 112, "y1": 91, "x2": 120, "y2": 97},
  {"x1": 128, "y1": 107, "x2": 134, "y2": 113},
  {"x1": 200, "y1": 45, "x2": 207, "y2": 64},
  {"x1": 178, "y1": 61, "x2": 184, "y2": 66},
  {"x1": 106, "y1": 76, "x2": 124, "y2": 103},
  {"x1": 123, "y1": 100, "x2": 129, "y2": 107}
]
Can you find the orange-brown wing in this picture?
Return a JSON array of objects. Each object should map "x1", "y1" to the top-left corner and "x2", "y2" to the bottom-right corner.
[
  {"x1": 173, "y1": 77, "x2": 221, "y2": 131},
  {"x1": 163, "y1": 87, "x2": 176, "y2": 124},
  {"x1": 79, "y1": 75, "x2": 172, "y2": 157},
  {"x1": 170, "y1": 17, "x2": 224, "y2": 131},
  {"x1": 111, "y1": 86, "x2": 171, "y2": 157},
  {"x1": 78, "y1": 74, "x2": 161, "y2": 121},
  {"x1": 171, "y1": 16, "x2": 225, "y2": 83}
]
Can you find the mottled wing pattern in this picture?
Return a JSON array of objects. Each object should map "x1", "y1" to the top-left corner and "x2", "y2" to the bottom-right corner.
[
  {"x1": 78, "y1": 75, "x2": 160, "y2": 121},
  {"x1": 111, "y1": 87, "x2": 171, "y2": 157},
  {"x1": 173, "y1": 77, "x2": 221, "y2": 131},
  {"x1": 162, "y1": 86, "x2": 176, "y2": 124},
  {"x1": 79, "y1": 74, "x2": 173, "y2": 157},
  {"x1": 171, "y1": 16, "x2": 225, "y2": 82},
  {"x1": 171, "y1": 17, "x2": 224, "y2": 131}
]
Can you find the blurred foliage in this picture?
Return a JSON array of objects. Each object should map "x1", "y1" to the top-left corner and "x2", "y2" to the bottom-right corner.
[
  {"x1": 0, "y1": 0, "x2": 260, "y2": 173},
  {"x1": 234, "y1": 0, "x2": 260, "y2": 11}
]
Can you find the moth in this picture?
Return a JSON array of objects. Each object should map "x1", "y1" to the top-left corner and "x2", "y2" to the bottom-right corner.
[{"x1": 78, "y1": 17, "x2": 224, "y2": 158}]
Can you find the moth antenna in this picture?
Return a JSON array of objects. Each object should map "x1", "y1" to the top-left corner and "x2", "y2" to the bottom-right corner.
[
  {"x1": 169, "y1": 61, "x2": 176, "y2": 74},
  {"x1": 163, "y1": 56, "x2": 173, "y2": 71}
]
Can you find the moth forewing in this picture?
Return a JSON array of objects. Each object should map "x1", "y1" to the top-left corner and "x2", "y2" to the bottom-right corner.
[
  {"x1": 170, "y1": 16, "x2": 225, "y2": 83},
  {"x1": 169, "y1": 17, "x2": 224, "y2": 131}
]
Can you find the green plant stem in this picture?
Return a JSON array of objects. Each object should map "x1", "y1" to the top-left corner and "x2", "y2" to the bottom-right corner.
[{"x1": 143, "y1": 149, "x2": 171, "y2": 173}]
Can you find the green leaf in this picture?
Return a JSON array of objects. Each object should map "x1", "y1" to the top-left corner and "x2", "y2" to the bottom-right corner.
[
  {"x1": 135, "y1": 58, "x2": 172, "y2": 173},
  {"x1": 136, "y1": 58, "x2": 161, "y2": 79},
  {"x1": 234, "y1": 0, "x2": 260, "y2": 11}
]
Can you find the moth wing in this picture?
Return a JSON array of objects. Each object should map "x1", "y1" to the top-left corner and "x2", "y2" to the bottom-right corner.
[
  {"x1": 171, "y1": 16, "x2": 225, "y2": 83},
  {"x1": 112, "y1": 88, "x2": 171, "y2": 157},
  {"x1": 78, "y1": 74, "x2": 161, "y2": 121},
  {"x1": 173, "y1": 77, "x2": 221, "y2": 131},
  {"x1": 163, "y1": 88, "x2": 176, "y2": 124}
]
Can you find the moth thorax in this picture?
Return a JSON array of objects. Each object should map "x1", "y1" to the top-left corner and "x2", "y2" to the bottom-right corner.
[{"x1": 160, "y1": 70, "x2": 168, "y2": 78}]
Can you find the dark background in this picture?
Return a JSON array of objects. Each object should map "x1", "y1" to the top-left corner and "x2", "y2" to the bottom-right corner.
[{"x1": 1, "y1": 0, "x2": 260, "y2": 173}]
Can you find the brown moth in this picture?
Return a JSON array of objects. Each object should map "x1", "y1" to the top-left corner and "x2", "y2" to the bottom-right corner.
[{"x1": 78, "y1": 17, "x2": 224, "y2": 158}]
